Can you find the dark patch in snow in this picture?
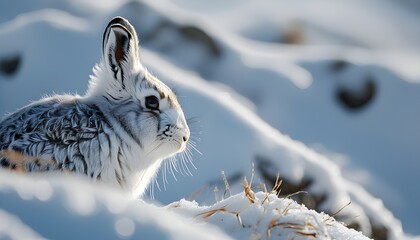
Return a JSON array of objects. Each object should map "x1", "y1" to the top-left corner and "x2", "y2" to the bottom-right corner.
[
  {"x1": 346, "y1": 221, "x2": 363, "y2": 236},
  {"x1": 331, "y1": 60, "x2": 349, "y2": 72},
  {"x1": 282, "y1": 22, "x2": 305, "y2": 44},
  {"x1": 120, "y1": 1, "x2": 222, "y2": 59},
  {"x1": 179, "y1": 26, "x2": 221, "y2": 57},
  {"x1": 142, "y1": 20, "x2": 171, "y2": 43},
  {"x1": 142, "y1": 20, "x2": 222, "y2": 58},
  {"x1": 336, "y1": 77, "x2": 376, "y2": 111},
  {"x1": 0, "y1": 54, "x2": 22, "y2": 77},
  {"x1": 371, "y1": 225, "x2": 389, "y2": 240},
  {"x1": 255, "y1": 155, "x2": 326, "y2": 210},
  {"x1": 255, "y1": 155, "x2": 365, "y2": 233}
]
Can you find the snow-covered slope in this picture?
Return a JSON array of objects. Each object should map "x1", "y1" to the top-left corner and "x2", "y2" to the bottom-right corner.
[
  {"x1": 0, "y1": 169, "x2": 371, "y2": 240},
  {"x1": 0, "y1": 0, "x2": 419, "y2": 239},
  {"x1": 0, "y1": 170, "x2": 231, "y2": 240}
]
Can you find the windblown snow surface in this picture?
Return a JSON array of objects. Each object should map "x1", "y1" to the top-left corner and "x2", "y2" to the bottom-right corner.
[{"x1": 0, "y1": 0, "x2": 419, "y2": 239}]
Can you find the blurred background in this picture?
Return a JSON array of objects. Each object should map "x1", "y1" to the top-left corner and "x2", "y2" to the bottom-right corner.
[{"x1": 0, "y1": 0, "x2": 419, "y2": 238}]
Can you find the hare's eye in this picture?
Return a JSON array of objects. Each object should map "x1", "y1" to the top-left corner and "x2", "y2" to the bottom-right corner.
[{"x1": 145, "y1": 96, "x2": 159, "y2": 110}]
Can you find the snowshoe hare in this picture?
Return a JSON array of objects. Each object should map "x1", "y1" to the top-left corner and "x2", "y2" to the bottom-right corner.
[{"x1": 0, "y1": 17, "x2": 190, "y2": 198}]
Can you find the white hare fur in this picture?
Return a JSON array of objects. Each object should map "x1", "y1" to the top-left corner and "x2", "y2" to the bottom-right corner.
[{"x1": 0, "y1": 17, "x2": 190, "y2": 198}]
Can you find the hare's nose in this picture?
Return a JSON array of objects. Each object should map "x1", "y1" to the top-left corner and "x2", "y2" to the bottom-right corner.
[{"x1": 182, "y1": 135, "x2": 188, "y2": 142}]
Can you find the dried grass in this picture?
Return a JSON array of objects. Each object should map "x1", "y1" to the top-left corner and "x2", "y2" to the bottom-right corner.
[{"x1": 194, "y1": 163, "x2": 340, "y2": 239}]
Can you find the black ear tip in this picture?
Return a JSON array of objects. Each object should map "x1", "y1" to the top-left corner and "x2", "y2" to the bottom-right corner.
[
  {"x1": 109, "y1": 24, "x2": 130, "y2": 35},
  {"x1": 108, "y1": 16, "x2": 130, "y2": 27},
  {"x1": 107, "y1": 16, "x2": 135, "y2": 35},
  {"x1": 103, "y1": 16, "x2": 137, "y2": 50}
]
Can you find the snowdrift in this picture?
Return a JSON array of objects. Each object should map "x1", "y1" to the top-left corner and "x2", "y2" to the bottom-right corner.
[{"x1": 0, "y1": 170, "x2": 370, "y2": 240}]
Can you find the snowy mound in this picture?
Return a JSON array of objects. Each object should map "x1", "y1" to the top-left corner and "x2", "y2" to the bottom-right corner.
[
  {"x1": 0, "y1": 170, "x2": 230, "y2": 240},
  {"x1": 170, "y1": 191, "x2": 369, "y2": 240},
  {"x1": 0, "y1": 170, "x2": 369, "y2": 240}
]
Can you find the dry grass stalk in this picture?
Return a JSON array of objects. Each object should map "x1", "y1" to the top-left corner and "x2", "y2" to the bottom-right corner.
[
  {"x1": 197, "y1": 206, "x2": 244, "y2": 227},
  {"x1": 243, "y1": 162, "x2": 256, "y2": 204},
  {"x1": 198, "y1": 206, "x2": 228, "y2": 219},
  {"x1": 214, "y1": 186, "x2": 219, "y2": 203},
  {"x1": 221, "y1": 171, "x2": 231, "y2": 198},
  {"x1": 267, "y1": 218, "x2": 280, "y2": 239},
  {"x1": 280, "y1": 222, "x2": 318, "y2": 238},
  {"x1": 267, "y1": 220, "x2": 318, "y2": 239},
  {"x1": 331, "y1": 201, "x2": 352, "y2": 217},
  {"x1": 244, "y1": 176, "x2": 255, "y2": 204},
  {"x1": 286, "y1": 190, "x2": 308, "y2": 199},
  {"x1": 235, "y1": 212, "x2": 244, "y2": 228},
  {"x1": 261, "y1": 193, "x2": 270, "y2": 205},
  {"x1": 296, "y1": 231, "x2": 317, "y2": 238},
  {"x1": 273, "y1": 173, "x2": 282, "y2": 196},
  {"x1": 282, "y1": 202, "x2": 293, "y2": 215},
  {"x1": 262, "y1": 183, "x2": 268, "y2": 193},
  {"x1": 250, "y1": 162, "x2": 255, "y2": 186},
  {"x1": 261, "y1": 173, "x2": 283, "y2": 205}
]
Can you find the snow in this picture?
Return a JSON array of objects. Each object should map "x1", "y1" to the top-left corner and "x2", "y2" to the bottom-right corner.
[
  {"x1": 170, "y1": 191, "x2": 370, "y2": 240},
  {"x1": 0, "y1": 209, "x2": 43, "y2": 240},
  {"x1": 0, "y1": 170, "x2": 231, "y2": 240},
  {"x1": 0, "y1": 0, "x2": 419, "y2": 239},
  {"x1": 0, "y1": 169, "x2": 368, "y2": 240}
]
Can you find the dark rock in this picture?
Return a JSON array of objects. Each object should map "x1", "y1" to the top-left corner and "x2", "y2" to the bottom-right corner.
[
  {"x1": 255, "y1": 155, "x2": 326, "y2": 210},
  {"x1": 0, "y1": 54, "x2": 21, "y2": 76},
  {"x1": 336, "y1": 76, "x2": 376, "y2": 111},
  {"x1": 331, "y1": 60, "x2": 349, "y2": 72},
  {"x1": 179, "y1": 26, "x2": 221, "y2": 57},
  {"x1": 371, "y1": 225, "x2": 389, "y2": 240},
  {"x1": 142, "y1": 20, "x2": 172, "y2": 43}
]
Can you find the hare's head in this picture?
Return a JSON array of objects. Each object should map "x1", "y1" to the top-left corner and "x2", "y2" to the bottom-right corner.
[{"x1": 87, "y1": 17, "x2": 190, "y2": 160}]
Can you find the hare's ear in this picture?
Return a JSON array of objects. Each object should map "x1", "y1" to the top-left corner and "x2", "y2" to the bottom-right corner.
[{"x1": 102, "y1": 17, "x2": 140, "y2": 87}]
